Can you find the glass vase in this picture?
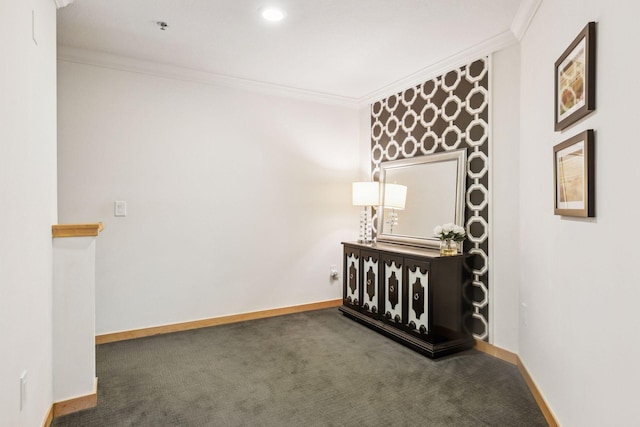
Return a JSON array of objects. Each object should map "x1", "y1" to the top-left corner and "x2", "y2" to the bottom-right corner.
[{"x1": 439, "y1": 239, "x2": 460, "y2": 256}]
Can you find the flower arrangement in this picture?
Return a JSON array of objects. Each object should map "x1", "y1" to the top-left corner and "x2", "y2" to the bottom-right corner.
[
  {"x1": 433, "y1": 223, "x2": 466, "y2": 241},
  {"x1": 434, "y1": 223, "x2": 465, "y2": 256}
]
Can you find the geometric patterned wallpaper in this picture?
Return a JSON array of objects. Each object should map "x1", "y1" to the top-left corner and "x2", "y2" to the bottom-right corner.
[{"x1": 370, "y1": 57, "x2": 490, "y2": 340}]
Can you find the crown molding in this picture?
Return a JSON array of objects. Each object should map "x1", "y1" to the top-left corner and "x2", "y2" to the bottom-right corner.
[
  {"x1": 58, "y1": 10, "x2": 535, "y2": 110},
  {"x1": 57, "y1": 45, "x2": 361, "y2": 108},
  {"x1": 510, "y1": 0, "x2": 543, "y2": 40},
  {"x1": 356, "y1": 29, "x2": 518, "y2": 105},
  {"x1": 53, "y1": 0, "x2": 74, "y2": 9}
]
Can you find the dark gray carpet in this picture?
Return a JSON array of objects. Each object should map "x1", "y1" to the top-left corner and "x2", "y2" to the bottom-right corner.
[{"x1": 52, "y1": 309, "x2": 546, "y2": 426}]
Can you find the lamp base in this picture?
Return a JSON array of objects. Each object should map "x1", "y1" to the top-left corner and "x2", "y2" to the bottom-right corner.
[
  {"x1": 358, "y1": 208, "x2": 373, "y2": 243},
  {"x1": 385, "y1": 209, "x2": 399, "y2": 234}
]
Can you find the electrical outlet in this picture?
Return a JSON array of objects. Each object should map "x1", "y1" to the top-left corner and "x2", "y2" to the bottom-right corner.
[
  {"x1": 330, "y1": 265, "x2": 339, "y2": 280},
  {"x1": 20, "y1": 371, "x2": 27, "y2": 411}
]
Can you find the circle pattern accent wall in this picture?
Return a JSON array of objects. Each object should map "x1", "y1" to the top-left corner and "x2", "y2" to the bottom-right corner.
[{"x1": 371, "y1": 57, "x2": 490, "y2": 341}]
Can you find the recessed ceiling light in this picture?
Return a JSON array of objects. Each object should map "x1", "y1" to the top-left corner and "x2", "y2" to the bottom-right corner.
[{"x1": 261, "y1": 7, "x2": 286, "y2": 22}]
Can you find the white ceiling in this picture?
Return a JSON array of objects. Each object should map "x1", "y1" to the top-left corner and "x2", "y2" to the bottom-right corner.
[{"x1": 57, "y1": 0, "x2": 534, "y2": 104}]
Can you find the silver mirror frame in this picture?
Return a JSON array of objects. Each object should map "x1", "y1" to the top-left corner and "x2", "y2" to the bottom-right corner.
[{"x1": 377, "y1": 149, "x2": 467, "y2": 249}]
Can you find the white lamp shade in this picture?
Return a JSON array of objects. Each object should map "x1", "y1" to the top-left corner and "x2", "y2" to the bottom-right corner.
[
  {"x1": 352, "y1": 182, "x2": 380, "y2": 206},
  {"x1": 384, "y1": 184, "x2": 407, "y2": 210}
]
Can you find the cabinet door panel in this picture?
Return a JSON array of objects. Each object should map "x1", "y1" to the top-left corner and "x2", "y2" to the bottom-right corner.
[
  {"x1": 361, "y1": 250, "x2": 380, "y2": 316},
  {"x1": 343, "y1": 247, "x2": 360, "y2": 309},
  {"x1": 406, "y1": 259, "x2": 430, "y2": 335},
  {"x1": 381, "y1": 255, "x2": 403, "y2": 324}
]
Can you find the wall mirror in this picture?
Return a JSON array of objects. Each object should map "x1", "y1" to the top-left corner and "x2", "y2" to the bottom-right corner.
[{"x1": 377, "y1": 149, "x2": 467, "y2": 249}]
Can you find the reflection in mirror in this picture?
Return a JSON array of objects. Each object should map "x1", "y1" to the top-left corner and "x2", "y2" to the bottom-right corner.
[
  {"x1": 382, "y1": 183, "x2": 407, "y2": 234},
  {"x1": 377, "y1": 149, "x2": 467, "y2": 249}
]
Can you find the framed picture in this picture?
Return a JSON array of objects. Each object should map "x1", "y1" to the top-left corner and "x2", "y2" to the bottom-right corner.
[
  {"x1": 553, "y1": 130, "x2": 595, "y2": 217},
  {"x1": 554, "y1": 22, "x2": 596, "y2": 131}
]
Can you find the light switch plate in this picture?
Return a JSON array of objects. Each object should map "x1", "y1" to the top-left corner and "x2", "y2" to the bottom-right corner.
[{"x1": 114, "y1": 201, "x2": 127, "y2": 217}]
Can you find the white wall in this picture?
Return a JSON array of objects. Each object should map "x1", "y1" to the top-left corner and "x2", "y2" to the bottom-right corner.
[
  {"x1": 0, "y1": 0, "x2": 57, "y2": 425},
  {"x1": 57, "y1": 61, "x2": 360, "y2": 334},
  {"x1": 490, "y1": 45, "x2": 521, "y2": 352},
  {"x1": 52, "y1": 237, "x2": 96, "y2": 402},
  {"x1": 519, "y1": 1, "x2": 640, "y2": 425}
]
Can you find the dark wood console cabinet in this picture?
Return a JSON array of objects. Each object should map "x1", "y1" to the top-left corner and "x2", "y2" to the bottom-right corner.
[{"x1": 340, "y1": 241, "x2": 474, "y2": 358}]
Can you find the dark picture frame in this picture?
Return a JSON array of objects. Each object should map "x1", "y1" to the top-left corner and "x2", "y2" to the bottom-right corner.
[
  {"x1": 553, "y1": 130, "x2": 595, "y2": 217},
  {"x1": 554, "y1": 22, "x2": 596, "y2": 131}
]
